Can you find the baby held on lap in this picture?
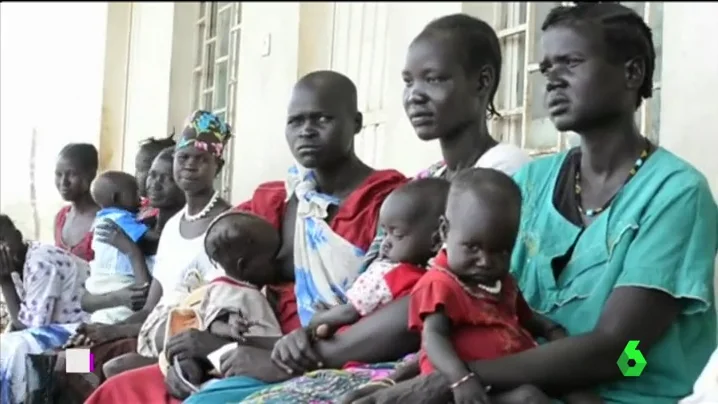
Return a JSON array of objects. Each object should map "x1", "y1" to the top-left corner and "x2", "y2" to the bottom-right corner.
[
  {"x1": 85, "y1": 171, "x2": 157, "y2": 325},
  {"x1": 159, "y1": 211, "x2": 284, "y2": 390},
  {"x1": 307, "y1": 178, "x2": 450, "y2": 335}
]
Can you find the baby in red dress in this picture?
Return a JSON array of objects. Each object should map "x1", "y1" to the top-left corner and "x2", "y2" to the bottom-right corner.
[
  {"x1": 307, "y1": 177, "x2": 450, "y2": 334},
  {"x1": 407, "y1": 168, "x2": 600, "y2": 404}
]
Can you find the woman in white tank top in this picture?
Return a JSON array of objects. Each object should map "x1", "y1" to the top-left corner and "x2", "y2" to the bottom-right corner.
[{"x1": 83, "y1": 110, "x2": 235, "y2": 379}]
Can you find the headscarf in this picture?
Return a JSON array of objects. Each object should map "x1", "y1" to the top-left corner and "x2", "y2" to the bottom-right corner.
[{"x1": 176, "y1": 110, "x2": 232, "y2": 160}]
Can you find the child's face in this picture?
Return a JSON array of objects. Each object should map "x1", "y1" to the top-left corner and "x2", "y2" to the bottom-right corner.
[
  {"x1": 441, "y1": 192, "x2": 517, "y2": 286},
  {"x1": 115, "y1": 183, "x2": 142, "y2": 213},
  {"x1": 378, "y1": 194, "x2": 439, "y2": 265}
]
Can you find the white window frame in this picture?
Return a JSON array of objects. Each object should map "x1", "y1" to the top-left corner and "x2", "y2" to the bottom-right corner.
[
  {"x1": 190, "y1": 2, "x2": 242, "y2": 199},
  {"x1": 330, "y1": 2, "x2": 390, "y2": 167},
  {"x1": 492, "y1": 2, "x2": 662, "y2": 157}
]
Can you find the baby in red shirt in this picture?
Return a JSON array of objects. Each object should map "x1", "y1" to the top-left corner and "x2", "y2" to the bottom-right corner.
[
  {"x1": 406, "y1": 168, "x2": 600, "y2": 404},
  {"x1": 307, "y1": 177, "x2": 450, "y2": 334}
]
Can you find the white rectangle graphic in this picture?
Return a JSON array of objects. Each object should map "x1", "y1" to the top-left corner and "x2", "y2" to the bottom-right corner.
[{"x1": 65, "y1": 348, "x2": 93, "y2": 373}]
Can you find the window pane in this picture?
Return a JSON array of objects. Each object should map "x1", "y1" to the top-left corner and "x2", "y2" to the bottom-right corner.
[
  {"x1": 217, "y1": 8, "x2": 231, "y2": 57},
  {"x1": 650, "y1": 2, "x2": 663, "y2": 80},
  {"x1": 214, "y1": 61, "x2": 228, "y2": 110},
  {"x1": 205, "y1": 43, "x2": 215, "y2": 89},
  {"x1": 496, "y1": 3, "x2": 510, "y2": 31},
  {"x1": 192, "y1": 71, "x2": 202, "y2": 110},
  {"x1": 208, "y1": 3, "x2": 218, "y2": 37},
  {"x1": 527, "y1": 71, "x2": 558, "y2": 150},
  {"x1": 195, "y1": 22, "x2": 205, "y2": 68},
  {"x1": 647, "y1": 87, "x2": 661, "y2": 144},
  {"x1": 496, "y1": 33, "x2": 526, "y2": 111},
  {"x1": 531, "y1": 3, "x2": 562, "y2": 63},
  {"x1": 495, "y1": 114, "x2": 523, "y2": 147},
  {"x1": 518, "y1": 3, "x2": 527, "y2": 25},
  {"x1": 204, "y1": 91, "x2": 213, "y2": 110},
  {"x1": 516, "y1": 33, "x2": 526, "y2": 107}
]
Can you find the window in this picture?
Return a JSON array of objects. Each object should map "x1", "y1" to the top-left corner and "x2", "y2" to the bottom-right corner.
[
  {"x1": 491, "y1": 2, "x2": 664, "y2": 156},
  {"x1": 191, "y1": 2, "x2": 242, "y2": 199},
  {"x1": 330, "y1": 2, "x2": 389, "y2": 167}
]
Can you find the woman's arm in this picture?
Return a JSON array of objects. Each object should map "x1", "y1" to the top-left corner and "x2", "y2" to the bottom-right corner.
[
  {"x1": 307, "y1": 303, "x2": 360, "y2": 333},
  {"x1": 466, "y1": 287, "x2": 680, "y2": 393},
  {"x1": 127, "y1": 246, "x2": 152, "y2": 285},
  {"x1": 315, "y1": 296, "x2": 419, "y2": 368},
  {"x1": 80, "y1": 289, "x2": 125, "y2": 313},
  {"x1": 423, "y1": 312, "x2": 471, "y2": 385},
  {"x1": 94, "y1": 221, "x2": 152, "y2": 284},
  {"x1": 116, "y1": 278, "x2": 163, "y2": 326}
]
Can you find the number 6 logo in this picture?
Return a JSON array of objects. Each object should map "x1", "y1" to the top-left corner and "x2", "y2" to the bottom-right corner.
[{"x1": 617, "y1": 340, "x2": 647, "y2": 377}]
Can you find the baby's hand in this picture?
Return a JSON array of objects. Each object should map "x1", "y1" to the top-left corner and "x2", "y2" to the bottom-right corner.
[
  {"x1": 208, "y1": 313, "x2": 249, "y2": 342},
  {"x1": 451, "y1": 375, "x2": 490, "y2": 404}
]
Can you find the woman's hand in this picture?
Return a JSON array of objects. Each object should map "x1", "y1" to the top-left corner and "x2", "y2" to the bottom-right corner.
[
  {"x1": 165, "y1": 357, "x2": 203, "y2": 400},
  {"x1": 94, "y1": 221, "x2": 139, "y2": 256},
  {"x1": 165, "y1": 329, "x2": 228, "y2": 362},
  {"x1": 219, "y1": 344, "x2": 293, "y2": 383},
  {"x1": 77, "y1": 323, "x2": 126, "y2": 345},
  {"x1": 451, "y1": 377, "x2": 490, "y2": 404},
  {"x1": 115, "y1": 283, "x2": 150, "y2": 311},
  {"x1": 270, "y1": 327, "x2": 324, "y2": 374},
  {"x1": 351, "y1": 374, "x2": 452, "y2": 404}
]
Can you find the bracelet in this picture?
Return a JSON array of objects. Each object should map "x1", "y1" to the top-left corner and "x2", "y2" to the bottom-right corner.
[
  {"x1": 449, "y1": 373, "x2": 476, "y2": 390},
  {"x1": 366, "y1": 378, "x2": 396, "y2": 388}
]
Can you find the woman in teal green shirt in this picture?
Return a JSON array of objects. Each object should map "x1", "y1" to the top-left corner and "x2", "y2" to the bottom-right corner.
[{"x1": 344, "y1": 4, "x2": 717, "y2": 404}]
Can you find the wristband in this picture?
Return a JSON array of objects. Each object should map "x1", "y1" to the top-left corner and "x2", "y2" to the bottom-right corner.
[{"x1": 449, "y1": 373, "x2": 476, "y2": 389}]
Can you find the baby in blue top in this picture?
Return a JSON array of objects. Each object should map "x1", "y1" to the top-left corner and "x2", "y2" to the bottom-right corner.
[{"x1": 87, "y1": 170, "x2": 154, "y2": 324}]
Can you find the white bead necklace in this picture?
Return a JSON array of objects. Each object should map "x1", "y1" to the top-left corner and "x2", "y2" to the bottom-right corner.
[
  {"x1": 476, "y1": 280, "x2": 502, "y2": 295},
  {"x1": 183, "y1": 191, "x2": 219, "y2": 222}
]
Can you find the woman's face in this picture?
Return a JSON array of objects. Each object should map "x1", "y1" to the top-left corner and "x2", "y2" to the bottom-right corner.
[
  {"x1": 54, "y1": 155, "x2": 93, "y2": 202},
  {"x1": 134, "y1": 149, "x2": 159, "y2": 198},
  {"x1": 172, "y1": 147, "x2": 219, "y2": 195},
  {"x1": 146, "y1": 156, "x2": 185, "y2": 209},
  {"x1": 402, "y1": 35, "x2": 479, "y2": 141},
  {"x1": 540, "y1": 25, "x2": 632, "y2": 133}
]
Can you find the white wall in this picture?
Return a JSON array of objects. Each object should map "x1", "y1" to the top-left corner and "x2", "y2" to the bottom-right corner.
[
  {"x1": 0, "y1": 3, "x2": 109, "y2": 242},
  {"x1": 659, "y1": 2, "x2": 718, "y2": 320},
  {"x1": 660, "y1": 2, "x2": 718, "y2": 199},
  {"x1": 121, "y1": 3, "x2": 177, "y2": 171}
]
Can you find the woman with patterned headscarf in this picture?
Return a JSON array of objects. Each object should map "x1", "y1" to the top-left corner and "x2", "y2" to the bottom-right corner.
[{"x1": 57, "y1": 111, "x2": 233, "y2": 401}]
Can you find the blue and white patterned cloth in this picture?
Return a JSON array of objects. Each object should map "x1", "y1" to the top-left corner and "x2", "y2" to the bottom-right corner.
[
  {"x1": 285, "y1": 165, "x2": 367, "y2": 326},
  {"x1": 87, "y1": 207, "x2": 152, "y2": 324},
  {"x1": 0, "y1": 323, "x2": 78, "y2": 404},
  {"x1": 90, "y1": 207, "x2": 149, "y2": 278}
]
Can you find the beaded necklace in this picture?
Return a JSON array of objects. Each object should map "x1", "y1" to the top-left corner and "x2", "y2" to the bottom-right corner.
[{"x1": 574, "y1": 139, "x2": 651, "y2": 217}]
